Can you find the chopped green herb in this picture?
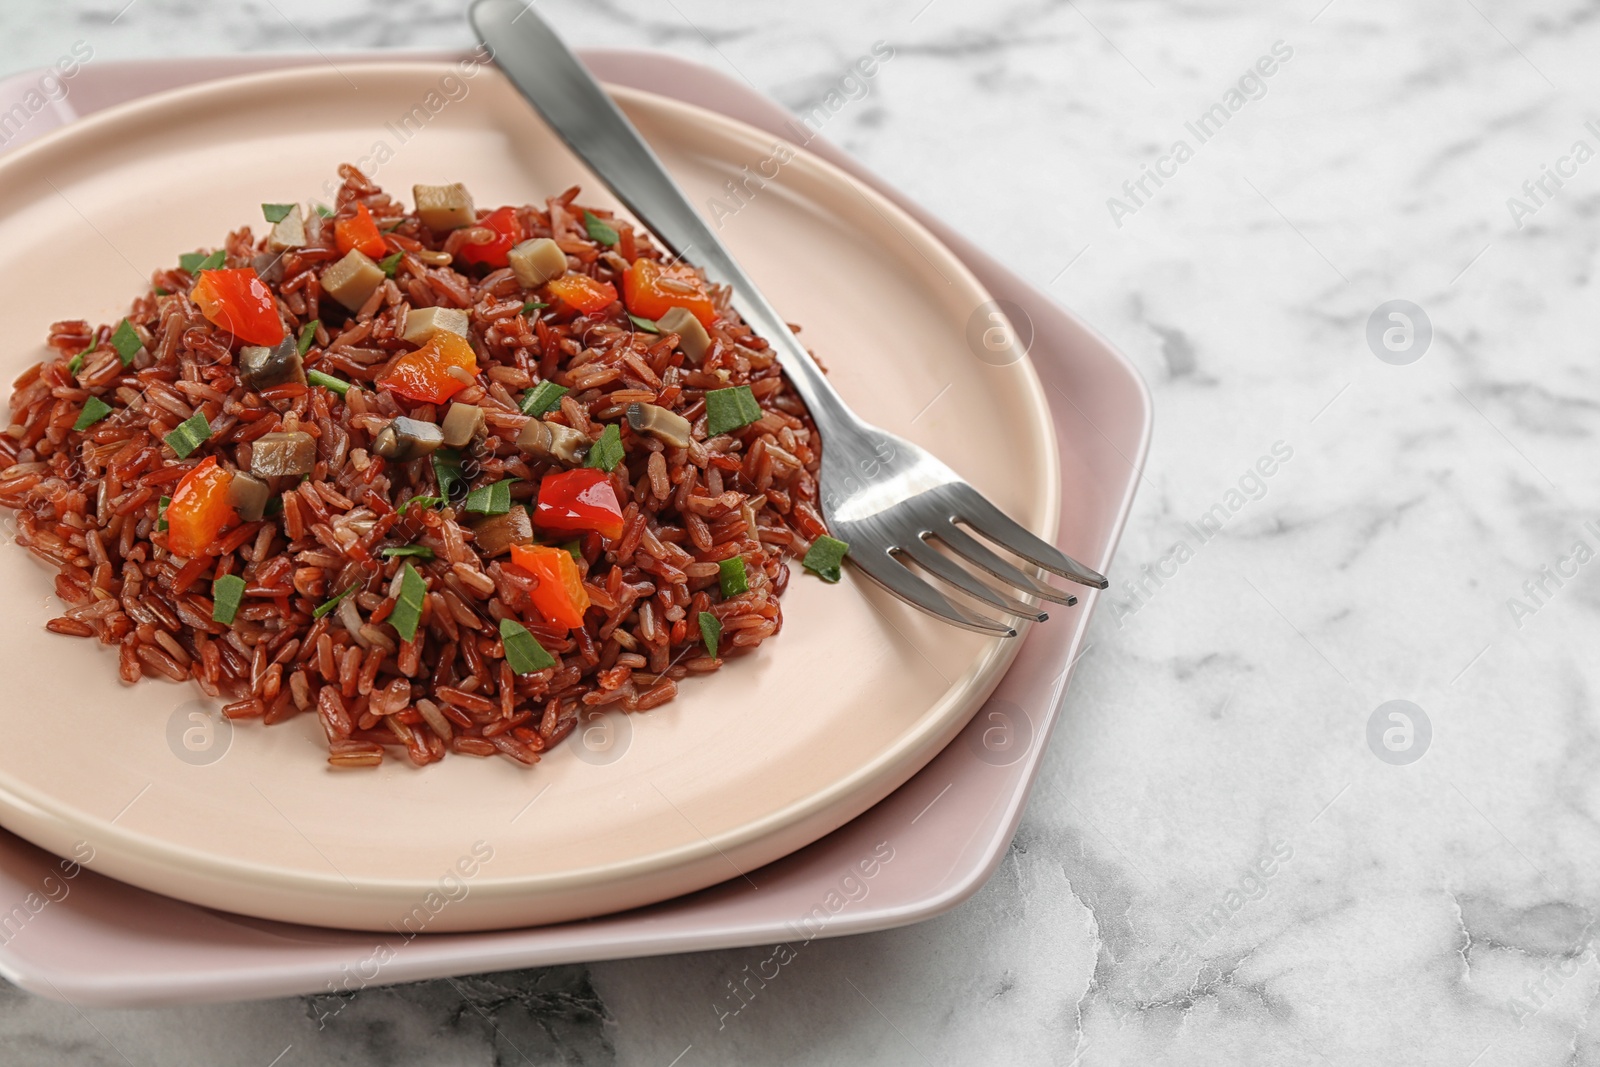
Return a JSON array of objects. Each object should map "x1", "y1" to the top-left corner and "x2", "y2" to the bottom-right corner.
[
  {"x1": 704, "y1": 385, "x2": 762, "y2": 436},
  {"x1": 380, "y1": 544, "x2": 435, "y2": 560},
  {"x1": 387, "y1": 563, "x2": 428, "y2": 643},
  {"x1": 699, "y1": 611, "x2": 722, "y2": 659},
  {"x1": 378, "y1": 251, "x2": 403, "y2": 277},
  {"x1": 432, "y1": 449, "x2": 466, "y2": 502},
  {"x1": 157, "y1": 495, "x2": 171, "y2": 532},
  {"x1": 802, "y1": 534, "x2": 850, "y2": 583},
  {"x1": 306, "y1": 369, "x2": 350, "y2": 397},
  {"x1": 195, "y1": 249, "x2": 226, "y2": 273},
  {"x1": 312, "y1": 583, "x2": 357, "y2": 620},
  {"x1": 520, "y1": 301, "x2": 549, "y2": 316},
  {"x1": 261, "y1": 203, "x2": 295, "y2": 224},
  {"x1": 584, "y1": 210, "x2": 619, "y2": 247},
  {"x1": 520, "y1": 380, "x2": 568, "y2": 417},
  {"x1": 72, "y1": 396, "x2": 112, "y2": 431},
  {"x1": 584, "y1": 424, "x2": 624, "y2": 472},
  {"x1": 297, "y1": 320, "x2": 320, "y2": 356},
  {"x1": 178, "y1": 251, "x2": 206, "y2": 273},
  {"x1": 499, "y1": 617, "x2": 556, "y2": 674},
  {"x1": 69, "y1": 334, "x2": 96, "y2": 377},
  {"x1": 380, "y1": 219, "x2": 405, "y2": 233},
  {"x1": 164, "y1": 411, "x2": 211, "y2": 459},
  {"x1": 464, "y1": 479, "x2": 514, "y2": 516},
  {"x1": 211, "y1": 574, "x2": 246, "y2": 625},
  {"x1": 628, "y1": 314, "x2": 661, "y2": 334},
  {"x1": 154, "y1": 286, "x2": 170, "y2": 296},
  {"x1": 399, "y1": 494, "x2": 446, "y2": 514},
  {"x1": 264, "y1": 494, "x2": 284, "y2": 518},
  {"x1": 560, "y1": 539, "x2": 582, "y2": 562},
  {"x1": 719, "y1": 555, "x2": 748, "y2": 597},
  {"x1": 315, "y1": 203, "x2": 334, "y2": 218},
  {"x1": 111, "y1": 319, "x2": 142, "y2": 366}
]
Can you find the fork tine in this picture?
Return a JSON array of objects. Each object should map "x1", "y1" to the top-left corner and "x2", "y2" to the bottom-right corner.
[
  {"x1": 931, "y1": 521, "x2": 1079, "y2": 606},
  {"x1": 848, "y1": 546, "x2": 1017, "y2": 637},
  {"x1": 899, "y1": 539, "x2": 1048, "y2": 622},
  {"x1": 949, "y1": 486, "x2": 1108, "y2": 589}
]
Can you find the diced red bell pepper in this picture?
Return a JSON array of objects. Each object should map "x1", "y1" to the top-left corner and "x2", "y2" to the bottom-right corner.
[
  {"x1": 190, "y1": 268, "x2": 285, "y2": 347},
  {"x1": 509, "y1": 544, "x2": 591, "y2": 630},
  {"x1": 546, "y1": 274, "x2": 618, "y2": 316},
  {"x1": 166, "y1": 455, "x2": 238, "y2": 559},
  {"x1": 622, "y1": 258, "x2": 716, "y2": 327},
  {"x1": 335, "y1": 202, "x2": 387, "y2": 259},
  {"x1": 378, "y1": 331, "x2": 479, "y2": 404},
  {"x1": 456, "y1": 205, "x2": 525, "y2": 269},
  {"x1": 533, "y1": 468, "x2": 625, "y2": 541}
]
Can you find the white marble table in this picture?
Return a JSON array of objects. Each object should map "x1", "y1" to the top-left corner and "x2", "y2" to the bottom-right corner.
[{"x1": 3, "y1": 0, "x2": 1597, "y2": 1063}]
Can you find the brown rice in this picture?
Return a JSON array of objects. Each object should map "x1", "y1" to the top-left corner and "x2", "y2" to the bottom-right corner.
[{"x1": 0, "y1": 164, "x2": 826, "y2": 768}]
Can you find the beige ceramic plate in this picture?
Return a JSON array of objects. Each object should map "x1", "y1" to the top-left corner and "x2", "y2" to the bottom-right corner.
[{"x1": 0, "y1": 62, "x2": 1058, "y2": 931}]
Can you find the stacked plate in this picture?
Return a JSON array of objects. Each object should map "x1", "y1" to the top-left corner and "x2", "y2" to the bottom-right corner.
[{"x1": 0, "y1": 50, "x2": 1147, "y2": 1005}]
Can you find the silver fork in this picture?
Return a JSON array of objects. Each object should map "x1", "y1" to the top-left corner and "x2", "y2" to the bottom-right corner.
[{"x1": 471, "y1": 0, "x2": 1108, "y2": 637}]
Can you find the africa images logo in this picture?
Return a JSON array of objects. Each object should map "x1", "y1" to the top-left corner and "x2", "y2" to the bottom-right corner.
[{"x1": 1106, "y1": 40, "x2": 1294, "y2": 228}]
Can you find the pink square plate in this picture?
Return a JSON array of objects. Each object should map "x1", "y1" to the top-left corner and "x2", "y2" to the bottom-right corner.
[{"x1": 0, "y1": 49, "x2": 1149, "y2": 1006}]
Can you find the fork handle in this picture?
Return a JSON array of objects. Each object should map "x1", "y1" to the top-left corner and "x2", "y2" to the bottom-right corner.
[{"x1": 470, "y1": 0, "x2": 856, "y2": 429}]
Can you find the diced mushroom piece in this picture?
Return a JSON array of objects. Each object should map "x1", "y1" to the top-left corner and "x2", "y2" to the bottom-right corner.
[
  {"x1": 413, "y1": 183, "x2": 476, "y2": 231},
  {"x1": 238, "y1": 335, "x2": 306, "y2": 391},
  {"x1": 250, "y1": 431, "x2": 317, "y2": 478},
  {"x1": 250, "y1": 252, "x2": 285, "y2": 286},
  {"x1": 400, "y1": 306, "x2": 470, "y2": 346},
  {"x1": 625, "y1": 402, "x2": 692, "y2": 449},
  {"x1": 371, "y1": 417, "x2": 444, "y2": 462},
  {"x1": 322, "y1": 250, "x2": 386, "y2": 312},
  {"x1": 656, "y1": 307, "x2": 711, "y2": 364},
  {"x1": 440, "y1": 403, "x2": 486, "y2": 448},
  {"x1": 267, "y1": 204, "x2": 306, "y2": 252},
  {"x1": 470, "y1": 508, "x2": 534, "y2": 557},
  {"x1": 227, "y1": 471, "x2": 272, "y2": 522},
  {"x1": 507, "y1": 238, "x2": 569, "y2": 288},
  {"x1": 516, "y1": 419, "x2": 588, "y2": 465}
]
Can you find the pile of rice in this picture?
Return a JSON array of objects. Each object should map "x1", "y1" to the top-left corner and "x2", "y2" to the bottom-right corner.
[{"x1": 0, "y1": 164, "x2": 825, "y2": 768}]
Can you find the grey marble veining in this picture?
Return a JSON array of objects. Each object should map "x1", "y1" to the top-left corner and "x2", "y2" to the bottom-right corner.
[{"x1": 4, "y1": 0, "x2": 1600, "y2": 1063}]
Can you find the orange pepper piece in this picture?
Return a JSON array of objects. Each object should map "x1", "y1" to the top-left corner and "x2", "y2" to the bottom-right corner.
[
  {"x1": 622, "y1": 258, "x2": 716, "y2": 327},
  {"x1": 378, "y1": 331, "x2": 479, "y2": 404},
  {"x1": 546, "y1": 274, "x2": 618, "y2": 316},
  {"x1": 509, "y1": 544, "x2": 591, "y2": 630},
  {"x1": 190, "y1": 268, "x2": 286, "y2": 347},
  {"x1": 335, "y1": 203, "x2": 387, "y2": 259},
  {"x1": 165, "y1": 455, "x2": 238, "y2": 559}
]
